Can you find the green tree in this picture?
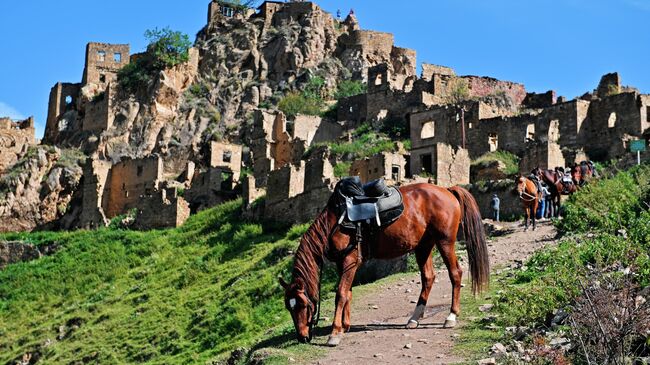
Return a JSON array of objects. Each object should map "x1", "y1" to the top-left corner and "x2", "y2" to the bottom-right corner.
[
  {"x1": 118, "y1": 27, "x2": 192, "y2": 94},
  {"x1": 144, "y1": 27, "x2": 192, "y2": 69}
]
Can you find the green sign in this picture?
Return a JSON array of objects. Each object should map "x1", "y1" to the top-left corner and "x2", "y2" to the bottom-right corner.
[{"x1": 630, "y1": 139, "x2": 646, "y2": 152}]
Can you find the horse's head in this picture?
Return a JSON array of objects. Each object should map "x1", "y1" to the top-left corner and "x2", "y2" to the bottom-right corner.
[
  {"x1": 515, "y1": 176, "x2": 527, "y2": 197},
  {"x1": 279, "y1": 277, "x2": 316, "y2": 343},
  {"x1": 571, "y1": 164, "x2": 582, "y2": 185}
]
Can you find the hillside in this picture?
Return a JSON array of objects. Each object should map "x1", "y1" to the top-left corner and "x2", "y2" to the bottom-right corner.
[{"x1": 0, "y1": 200, "x2": 332, "y2": 364}]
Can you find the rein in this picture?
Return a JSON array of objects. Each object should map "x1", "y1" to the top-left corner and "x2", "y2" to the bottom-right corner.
[{"x1": 519, "y1": 191, "x2": 537, "y2": 202}]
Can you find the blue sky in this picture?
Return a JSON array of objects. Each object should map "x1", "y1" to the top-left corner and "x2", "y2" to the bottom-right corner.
[{"x1": 1, "y1": 0, "x2": 649, "y2": 139}]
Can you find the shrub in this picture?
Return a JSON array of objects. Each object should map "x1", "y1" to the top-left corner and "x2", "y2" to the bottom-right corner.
[
  {"x1": 277, "y1": 92, "x2": 323, "y2": 118},
  {"x1": 118, "y1": 27, "x2": 191, "y2": 94},
  {"x1": 333, "y1": 162, "x2": 351, "y2": 177},
  {"x1": 471, "y1": 150, "x2": 520, "y2": 176},
  {"x1": 144, "y1": 27, "x2": 192, "y2": 69},
  {"x1": 334, "y1": 80, "x2": 366, "y2": 99}
]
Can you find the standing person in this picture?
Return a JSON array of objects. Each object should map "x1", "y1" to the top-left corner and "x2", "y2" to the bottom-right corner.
[
  {"x1": 545, "y1": 183, "x2": 554, "y2": 218},
  {"x1": 538, "y1": 183, "x2": 549, "y2": 220},
  {"x1": 491, "y1": 193, "x2": 500, "y2": 222}
]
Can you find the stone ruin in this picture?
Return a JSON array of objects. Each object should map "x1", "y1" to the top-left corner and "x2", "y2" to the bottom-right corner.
[
  {"x1": 45, "y1": 42, "x2": 130, "y2": 144},
  {"x1": 5, "y1": 0, "x2": 650, "y2": 232},
  {"x1": 0, "y1": 116, "x2": 36, "y2": 174}
]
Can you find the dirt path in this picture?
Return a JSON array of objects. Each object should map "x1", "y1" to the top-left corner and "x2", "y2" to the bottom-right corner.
[{"x1": 310, "y1": 220, "x2": 557, "y2": 365}]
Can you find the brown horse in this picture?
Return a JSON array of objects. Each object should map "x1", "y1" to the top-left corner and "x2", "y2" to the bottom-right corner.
[
  {"x1": 532, "y1": 168, "x2": 577, "y2": 217},
  {"x1": 516, "y1": 176, "x2": 539, "y2": 231},
  {"x1": 279, "y1": 183, "x2": 490, "y2": 346}
]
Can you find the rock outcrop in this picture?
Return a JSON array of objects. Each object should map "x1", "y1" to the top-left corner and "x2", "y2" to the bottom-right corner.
[{"x1": 0, "y1": 146, "x2": 84, "y2": 232}]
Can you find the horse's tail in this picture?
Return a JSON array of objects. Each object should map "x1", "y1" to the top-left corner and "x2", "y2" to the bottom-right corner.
[{"x1": 448, "y1": 186, "x2": 490, "y2": 294}]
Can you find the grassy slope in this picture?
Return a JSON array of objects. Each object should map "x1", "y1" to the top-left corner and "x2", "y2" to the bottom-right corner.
[
  {"x1": 457, "y1": 164, "x2": 650, "y2": 361},
  {"x1": 0, "y1": 200, "x2": 326, "y2": 364}
]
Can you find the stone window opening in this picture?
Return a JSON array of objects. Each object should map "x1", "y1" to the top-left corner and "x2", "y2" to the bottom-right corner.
[
  {"x1": 420, "y1": 154, "x2": 433, "y2": 175},
  {"x1": 97, "y1": 50, "x2": 106, "y2": 62},
  {"x1": 113, "y1": 53, "x2": 122, "y2": 62},
  {"x1": 125, "y1": 191, "x2": 129, "y2": 198},
  {"x1": 391, "y1": 165, "x2": 401, "y2": 182},
  {"x1": 65, "y1": 95, "x2": 73, "y2": 106},
  {"x1": 646, "y1": 106, "x2": 650, "y2": 122},
  {"x1": 222, "y1": 6, "x2": 234, "y2": 17},
  {"x1": 468, "y1": 122, "x2": 473, "y2": 129},
  {"x1": 526, "y1": 124, "x2": 535, "y2": 142},
  {"x1": 374, "y1": 73, "x2": 384, "y2": 86},
  {"x1": 220, "y1": 171, "x2": 234, "y2": 191},
  {"x1": 137, "y1": 166, "x2": 143, "y2": 177},
  {"x1": 99, "y1": 74, "x2": 106, "y2": 83},
  {"x1": 145, "y1": 188, "x2": 152, "y2": 197},
  {"x1": 223, "y1": 150, "x2": 232, "y2": 163},
  {"x1": 608, "y1": 112, "x2": 617, "y2": 128},
  {"x1": 488, "y1": 133, "x2": 498, "y2": 152},
  {"x1": 122, "y1": 183, "x2": 126, "y2": 191},
  {"x1": 421, "y1": 121, "x2": 435, "y2": 139}
]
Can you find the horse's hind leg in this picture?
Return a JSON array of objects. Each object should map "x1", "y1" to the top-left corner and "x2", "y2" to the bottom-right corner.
[
  {"x1": 406, "y1": 242, "x2": 435, "y2": 329},
  {"x1": 438, "y1": 238, "x2": 462, "y2": 328}
]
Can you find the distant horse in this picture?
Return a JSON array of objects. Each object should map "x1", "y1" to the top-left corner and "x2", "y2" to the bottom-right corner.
[
  {"x1": 571, "y1": 161, "x2": 595, "y2": 187},
  {"x1": 279, "y1": 183, "x2": 490, "y2": 346},
  {"x1": 516, "y1": 176, "x2": 539, "y2": 231},
  {"x1": 532, "y1": 168, "x2": 577, "y2": 217}
]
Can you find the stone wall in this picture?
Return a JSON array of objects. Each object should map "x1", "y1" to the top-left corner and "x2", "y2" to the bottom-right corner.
[
  {"x1": 82, "y1": 82, "x2": 114, "y2": 133},
  {"x1": 349, "y1": 152, "x2": 407, "y2": 184},
  {"x1": 45, "y1": 82, "x2": 81, "y2": 143},
  {"x1": 0, "y1": 117, "x2": 36, "y2": 173},
  {"x1": 79, "y1": 158, "x2": 111, "y2": 229},
  {"x1": 133, "y1": 188, "x2": 190, "y2": 229},
  {"x1": 210, "y1": 141, "x2": 242, "y2": 181},
  {"x1": 468, "y1": 180, "x2": 521, "y2": 220},
  {"x1": 82, "y1": 43, "x2": 130, "y2": 86},
  {"x1": 104, "y1": 156, "x2": 163, "y2": 218},
  {"x1": 266, "y1": 162, "x2": 306, "y2": 205},
  {"x1": 410, "y1": 143, "x2": 469, "y2": 187}
]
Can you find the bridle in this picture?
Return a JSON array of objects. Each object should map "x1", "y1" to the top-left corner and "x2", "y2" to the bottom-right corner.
[{"x1": 517, "y1": 178, "x2": 537, "y2": 202}]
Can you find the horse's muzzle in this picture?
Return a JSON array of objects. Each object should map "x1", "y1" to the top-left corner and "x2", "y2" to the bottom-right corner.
[{"x1": 297, "y1": 335, "x2": 310, "y2": 343}]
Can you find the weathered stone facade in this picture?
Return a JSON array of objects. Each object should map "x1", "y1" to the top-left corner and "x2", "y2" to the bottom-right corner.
[
  {"x1": 409, "y1": 143, "x2": 470, "y2": 187},
  {"x1": 0, "y1": 117, "x2": 35, "y2": 173},
  {"x1": 82, "y1": 43, "x2": 130, "y2": 86},
  {"x1": 349, "y1": 152, "x2": 407, "y2": 184}
]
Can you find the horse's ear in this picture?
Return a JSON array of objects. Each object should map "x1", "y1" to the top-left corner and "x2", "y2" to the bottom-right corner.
[{"x1": 278, "y1": 276, "x2": 289, "y2": 290}]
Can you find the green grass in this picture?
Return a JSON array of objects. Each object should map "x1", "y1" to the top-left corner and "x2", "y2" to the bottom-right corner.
[
  {"x1": 306, "y1": 124, "x2": 398, "y2": 161},
  {"x1": 471, "y1": 151, "x2": 520, "y2": 177},
  {"x1": 457, "y1": 163, "x2": 650, "y2": 361},
  {"x1": 0, "y1": 200, "x2": 339, "y2": 364}
]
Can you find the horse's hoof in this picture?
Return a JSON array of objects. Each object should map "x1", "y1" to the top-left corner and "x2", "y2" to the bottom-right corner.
[
  {"x1": 443, "y1": 319, "x2": 457, "y2": 328},
  {"x1": 406, "y1": 319, "x2": 419, "y2": 329},
  {"x1": 326, "y1": 335, "x2": 342, "y2": 347}
]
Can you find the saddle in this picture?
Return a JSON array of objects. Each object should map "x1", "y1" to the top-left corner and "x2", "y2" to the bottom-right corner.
[
  {"x1": 334, "y1": 177, "x2": 404, "y2": 229},
  {"x1": 331, "y1": 177, "x2": 405, "y2": 262}
]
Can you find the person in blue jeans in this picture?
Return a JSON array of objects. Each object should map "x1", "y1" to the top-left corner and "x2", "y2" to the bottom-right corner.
[
  {"x1": 538, "y1": 183, "x2": 550, "y2": 220},
  {"x1": 491, "y1": 193, "x2": 500, "y2": 222}
]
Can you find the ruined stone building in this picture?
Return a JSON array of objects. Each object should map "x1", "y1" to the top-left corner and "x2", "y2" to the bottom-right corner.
[
  {"x1": 45, "y1": 42, "x2": 130, "y2": 143},
  {"x1": 250, "y1": 110, "x2": 342, "y2": 187},
  {"x1": 349, "y1": 151, "x2": 407, "y2": 184},
  {"x1": 408, "y1": 72, "x2": 650, "y2": 173},
  {"x1": 0, "y1": 117, "x2": 36, "y2": 173},
  {"x1": 79, "y1": 155, "x2": 190, "y2": 229}
]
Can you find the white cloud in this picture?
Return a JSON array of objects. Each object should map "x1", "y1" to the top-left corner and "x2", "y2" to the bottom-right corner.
[{"x1": 0, "y1": 102, "x2": 26, "y2": 120}]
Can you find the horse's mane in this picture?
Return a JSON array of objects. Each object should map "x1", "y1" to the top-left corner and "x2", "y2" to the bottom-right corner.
[{"x1": 292, "y1": 208, "x2": 332, "y2": 300}]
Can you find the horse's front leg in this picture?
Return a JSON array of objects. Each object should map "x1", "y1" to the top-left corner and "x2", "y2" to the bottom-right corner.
[
  {"x1": 524, "y1": 208, "x2": 529, "y2": 231},
  {"x1": 327, "y1": 252, "x2": 359, "y2": 347}
]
